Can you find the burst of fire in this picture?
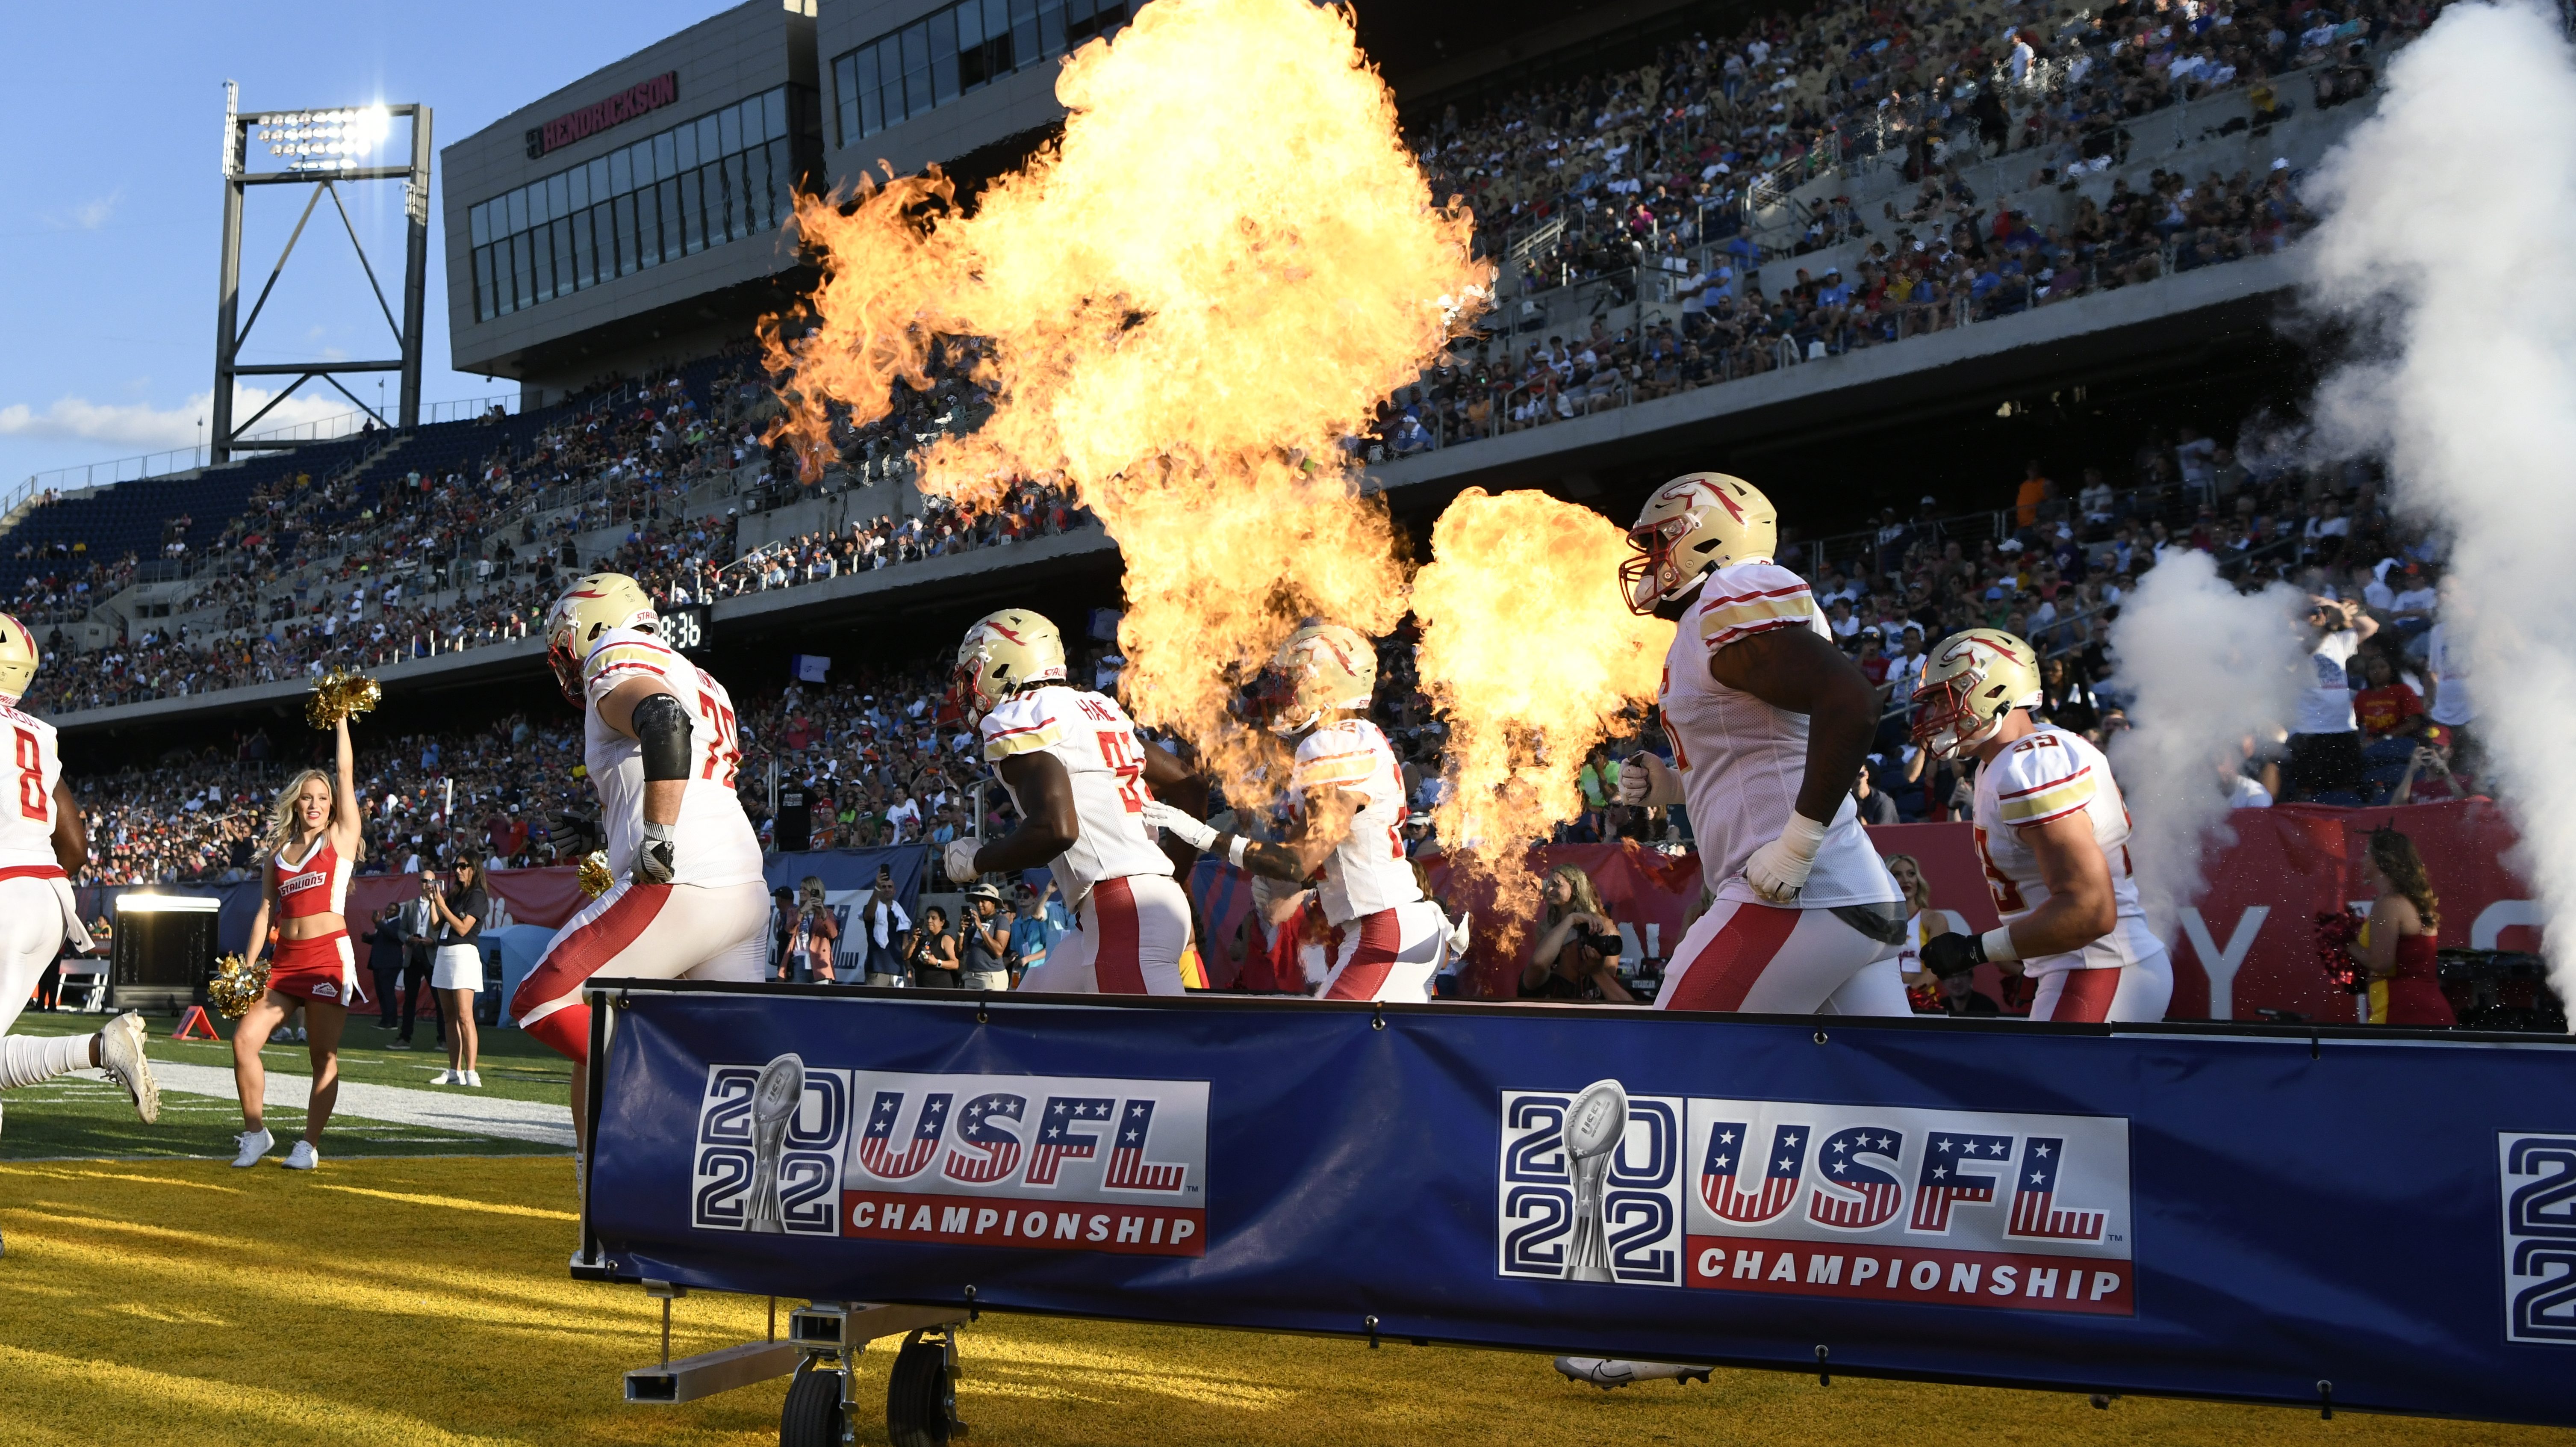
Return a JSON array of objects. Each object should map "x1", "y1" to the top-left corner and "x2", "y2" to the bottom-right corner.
[
  {"x1": 1409, "y1": 489, "x2": 1668, "y2": 962},
  {"x1": 762, "y1": 0, "x2": 1489, "y2": 788}
]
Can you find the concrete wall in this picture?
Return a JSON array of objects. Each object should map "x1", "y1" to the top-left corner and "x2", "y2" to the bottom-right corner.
[{"x1": 440, "y1": 0, "x2": 821, "y2": 383}]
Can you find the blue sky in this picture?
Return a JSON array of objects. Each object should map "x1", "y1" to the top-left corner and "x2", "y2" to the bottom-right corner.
[{"x1": 0, "y1": 1, "x2": 739, "y2": 490}]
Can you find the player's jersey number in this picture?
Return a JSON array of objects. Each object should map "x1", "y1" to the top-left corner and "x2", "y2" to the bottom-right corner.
[
  {"x1": 696, "y1": 692, "x2": 742, "y2": 788},
  {"x1": 13, "y1": 728, "x2": 46, "y2": 824},
  {"x1": 1972, "y1": 825, "x2": 2026, "y2": 913},
  {"x1": 1096, "y1": 731, "x2": 1147, "y2": 814}
]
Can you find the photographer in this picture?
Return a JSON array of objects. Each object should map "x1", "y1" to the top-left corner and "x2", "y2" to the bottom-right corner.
[
  {"x1": 908, "y1": 905, "x2": 961, "y2": 990},
  {"x1": 959, "y1": 883, "x2": 1011, "y2": 992},
  {"x1": 2285, "y1": 594, "x2": 2375, "y2": 801},
  {"x1": 422, "y1": 864, "x2": 486, "y2": 1089},
  {"x1": 1521, "y1": 864, "x2": 1635, "y2": 1003},
  {"x1": 782, "y1": 877, "x2": 841, "y2": 983}
]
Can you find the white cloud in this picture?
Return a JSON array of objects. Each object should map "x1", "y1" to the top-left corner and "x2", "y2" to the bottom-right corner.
[
  {"x1": 0, "y1": 384, "x2": 363, "y2": 452},
  {"x1": 47, "y1": 189, "x2": 121, "y2": 230}
]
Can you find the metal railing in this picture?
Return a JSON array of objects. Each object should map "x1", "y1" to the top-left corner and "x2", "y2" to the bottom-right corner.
[{"x1": 7, "y1": 390, "x2": 527, "y2": 529}]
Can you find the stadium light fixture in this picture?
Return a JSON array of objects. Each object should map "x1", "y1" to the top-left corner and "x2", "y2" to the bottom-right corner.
[
  {"x1": 212, "y1": 81, "x2": 432, "y2": 462},
  {"x1": 256, "y1": 103, "x2": 396, "y2": 171}
]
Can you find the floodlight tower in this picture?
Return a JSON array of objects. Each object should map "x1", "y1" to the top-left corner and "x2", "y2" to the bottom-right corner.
[{"x1": 211, "y1": 81, "x2": 433, "y2": 464}]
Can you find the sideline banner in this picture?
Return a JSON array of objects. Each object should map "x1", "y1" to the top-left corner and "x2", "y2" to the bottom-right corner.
[{"x1": 587, "y1": 987, "x2": 2576, "y2": 1425}]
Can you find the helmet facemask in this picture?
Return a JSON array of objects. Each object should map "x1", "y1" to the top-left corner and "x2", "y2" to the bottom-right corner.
[
  {"x1": 1910, "y1": 670, "x2": 2008, "y2": 759},
  {"x1": 1621, "y1": 516, "x2": 1707, "y2": 617}
]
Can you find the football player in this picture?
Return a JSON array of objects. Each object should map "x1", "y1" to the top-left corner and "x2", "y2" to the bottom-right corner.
[
  {"x1": 0, "y1": 612, "x2": 157, "y2": 1175},
  {"x1": 944, "y1": 609, "x2": 1202, "y2": 994},
  {"x1": 1142, "y1": 622, "x2": 1452, "y2": 1002},
  {"x1": 1614, "y1": 473, "x2": 1910, "y2": 1013},
  {"x1": 510, "y1": 575, "x2": 770, "y2": 1153},
  {"x1": 1911, "y1": 629, "x2": 2173, "y2": 1022}
]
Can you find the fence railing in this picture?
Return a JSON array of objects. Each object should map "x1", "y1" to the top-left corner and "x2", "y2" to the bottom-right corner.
[{"x1": 8, "y1": 391, "x2": 528, "y2": 530}]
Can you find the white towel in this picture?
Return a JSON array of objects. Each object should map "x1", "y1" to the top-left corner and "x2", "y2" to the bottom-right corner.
[{"x1": 50, "y1": 875, "x2": 93, "y2": 954}]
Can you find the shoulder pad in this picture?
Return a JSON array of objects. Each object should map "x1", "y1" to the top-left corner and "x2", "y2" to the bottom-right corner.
[
  {"x1": 1292, "y1": 721, "x2": 1384, "y2": 790},
  {"x1": 1994, "y1": 732, "x2": 2096, "y2": 826},
  {"x1": 981, "y1": 692, "x2": 1067, "y2": 762},
  {"x1": 1696, "y1": 561, "x2": 1817, "y2": 651}
]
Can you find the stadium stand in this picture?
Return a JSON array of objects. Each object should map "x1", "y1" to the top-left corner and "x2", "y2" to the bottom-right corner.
[{"x1": 9, "y1": 0, "x2": 2451, "y2": 720}]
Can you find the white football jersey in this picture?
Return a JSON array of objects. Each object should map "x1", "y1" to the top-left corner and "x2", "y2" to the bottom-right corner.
[
  {"x1": 979, "y1": 685, "x2": 1173, "y2": 907},
  {"x1": 1659, "y1": 561, "x2": 1900, "y2": 910},
  {"x1": 0, "y1": 701, "x2": 62, "y2": 869},
  {"x1": 582, "y1": 627, "x2": 766, "y2": 889},
  {"x1": 1971, "y1": 724, "x2": 2159, "y2": 975},
  {"x1": 1290, "y1": 718, "x2": 1422, "y2": 926}
]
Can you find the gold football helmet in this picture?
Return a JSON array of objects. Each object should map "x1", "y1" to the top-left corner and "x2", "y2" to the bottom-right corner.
[
  {"x1": 1266, "y1": 622, "x2": 1376, "y2": 737},
  {"x1": 0, "y1": 611, "x2": 37, "y2": 704},
  {"x1": 1621, "y1": 472, "x2": 1779, "y2": 615},
  {"x1": 545, "y1": 573, "x2": 659, "y2": 703},
  {"x1": 956, "y1": 609, "x2": 1069, "y2": 721},
  {"x1": 1912, "y1": 628, "x2": 2043, "y2": 759}
]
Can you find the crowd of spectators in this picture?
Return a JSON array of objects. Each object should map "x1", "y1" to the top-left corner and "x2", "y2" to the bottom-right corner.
[
  {"x1": 1416, "y1": 0, "x2": 2440, "y2": 280},
  {"x1": 58, "y1": 399, "x2": 2477, "y2": 889},
  {"x1": 11, "y1": 343, "x2": 1088, "y2": 716}
]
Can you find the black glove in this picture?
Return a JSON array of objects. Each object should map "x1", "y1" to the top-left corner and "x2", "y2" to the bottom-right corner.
[{"x1": 1919, "y1": 930, "x2": 1987, "y2": 979}]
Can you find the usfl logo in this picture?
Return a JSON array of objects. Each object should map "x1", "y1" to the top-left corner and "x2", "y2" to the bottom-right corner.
[
  {"x1": 1499, "y1": 1081, "x2": 2136, "y2": 1315},
  {"x1": 689, "y1": 1057, "x2": 1211, "y2": 1257},
  {"x1": 2500, "y1": 1133, "x2": 2576, "y2": 1345}
]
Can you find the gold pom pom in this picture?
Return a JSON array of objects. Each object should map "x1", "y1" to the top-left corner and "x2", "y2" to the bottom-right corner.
[
  {"x1": 304, "y1": 669, "x2": 383, "y2": 729},
  {"x1": 576, "y1": 850, "x2": 615, "y2": 900},
  {"x1": 208, "y1": 953, "x2": 270, "y2": 1019}
]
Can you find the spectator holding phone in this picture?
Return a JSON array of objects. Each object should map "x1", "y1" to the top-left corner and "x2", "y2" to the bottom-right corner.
[
  {"x1": 783, "y1": 877, "x2": 841, "y2": 983},
  {"x1": 1521, "y1": 864, "x2": 1634, "y2": 1002},
  {"x1": 2286, "y1": 594, "x2": 2375, "y2": 800}
]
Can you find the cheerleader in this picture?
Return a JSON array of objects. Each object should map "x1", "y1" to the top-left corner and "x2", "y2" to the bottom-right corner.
[{"x1": 230, "y1": 712, "x2": 366, "y2": 1170}]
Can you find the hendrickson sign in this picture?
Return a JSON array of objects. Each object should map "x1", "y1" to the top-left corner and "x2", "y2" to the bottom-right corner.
[{"x1": 526, "y1": 72, "x2": 680, "y2": 159}]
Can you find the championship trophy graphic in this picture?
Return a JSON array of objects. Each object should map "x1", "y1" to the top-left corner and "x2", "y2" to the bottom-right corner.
[
  {"x1": 1563, "y1": 1078, "x2": 1629, "y2": 1282},
  {"x1": 745, "y1": 1052, "x2": 805, "y2": 1234}
]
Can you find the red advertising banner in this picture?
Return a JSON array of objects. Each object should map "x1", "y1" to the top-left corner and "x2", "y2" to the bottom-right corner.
[
  {"x1": 345, "y1": 865, "x2": 591, "y2": 932},
  {"x1": 1365, "y1": 801, "x2": 2544, "y2": 1019}
]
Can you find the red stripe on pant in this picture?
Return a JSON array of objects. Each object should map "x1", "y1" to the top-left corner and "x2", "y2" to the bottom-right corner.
[
  {"x1": 1661, "y1": 903, "x2": 1801, "y2": 1012},
  {"x1": 509, "y1": 883, "x2": 669, "y2": 1062},
  {"x1": 2039, "y1": 966, "x2": 2121, "y2": 1023},
  {"x1": 1090, "y1": 877, "x2": 1145, "y2": 995},
  {"x1": 1322, "y1": 909, "x2": 1403, "y2": 1001}
]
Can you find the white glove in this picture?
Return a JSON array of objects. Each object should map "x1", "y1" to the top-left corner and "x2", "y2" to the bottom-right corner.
[
  {"x1": 634, "y1": 820, "x2": 678, "y2": 885},
  {"x1": 1742, "y1": 811, "x2": 1830, "y2": 903},
  {"x1": 1618, "y1": 752, "x2": 1684, "y2": 808},
  {"x1": 943, "y1": 838, "x2": 983, "y2": 883},
  {"x1": 1139, "y1": 798, "x2": 1220, "y2": 852}
]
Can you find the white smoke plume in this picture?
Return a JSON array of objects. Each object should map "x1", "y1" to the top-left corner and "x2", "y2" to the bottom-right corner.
[
  {"x1": 2299, "y1": 0, "x2": 2576, "y2": 1018},
  {"x1": 2106, "y1": 552, "x2": 2308, "y2": 942}
]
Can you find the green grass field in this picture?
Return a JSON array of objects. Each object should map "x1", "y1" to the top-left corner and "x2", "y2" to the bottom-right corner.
[{"x1": 2, "y1": 1017, "x2": 2570, "y2": 1446}]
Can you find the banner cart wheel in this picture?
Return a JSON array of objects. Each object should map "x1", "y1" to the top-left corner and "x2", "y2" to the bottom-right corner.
[
  {"x1": 778, "y1": 1358, "x2": 844, "y2": 1447},
  {"x1": 886, "y1": 1329, "x2": 959, "y2": 1447}
]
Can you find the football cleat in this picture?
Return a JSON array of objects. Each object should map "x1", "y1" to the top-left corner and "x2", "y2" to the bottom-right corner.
[
  {"x1": 283, "y1": 1140, "x2": 320, "y2": 1170},
  {"x1": 232, "y1": 1128, "x2": 275, "y2": 1168},
  {"x1": 1553, "y1": 1357, "x2": 1714, "y2": 1390},
  {"x1": 96, "y1": 1012, "x2": 159, "y2": 1125}
]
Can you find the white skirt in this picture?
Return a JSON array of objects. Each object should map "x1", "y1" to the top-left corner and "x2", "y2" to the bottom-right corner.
[{"x1": 430, "y1": 944, "x2": 485, "y2": 992}]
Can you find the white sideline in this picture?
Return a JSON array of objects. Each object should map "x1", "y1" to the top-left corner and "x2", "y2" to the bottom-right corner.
[{"x1": 145, "y1": 1060, "x2": 575, "y2": 1148}]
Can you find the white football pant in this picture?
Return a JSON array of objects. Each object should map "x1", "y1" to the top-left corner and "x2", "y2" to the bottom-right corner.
[
  {"x1": 2028, "y1": 948, "x2": 2175, "y2": 1023},
  {"x1": 509, "y1": 878, "x2": 769, "y2": 1060},
  {"x1": 1021, "y1": 874, "x2": 1191, "y2": 996},
  {"x1": 1654, "y1": 896, "x2": 1910, "y2": 1015},
  {"x1": 1314, "y1": 900, "x2": 1450, "y2": 1003}
]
